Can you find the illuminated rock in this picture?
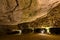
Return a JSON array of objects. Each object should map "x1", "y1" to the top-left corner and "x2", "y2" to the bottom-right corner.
[{"x1": 0, "y1": 0, "x2": 60, "y2": 25}]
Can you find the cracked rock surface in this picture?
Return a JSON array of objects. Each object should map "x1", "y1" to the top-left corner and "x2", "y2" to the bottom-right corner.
[{"x1": 0, "y1": 0, "x2": 60, "y2": 25}]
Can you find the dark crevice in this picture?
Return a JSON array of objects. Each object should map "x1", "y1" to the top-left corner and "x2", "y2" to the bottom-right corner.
[
  {"x1": 5, "y1": 0, "x2": 19, "y2": 22},
  {"x1": 6, "y1": 0, "x2": 19, "y2": 12},
  {"x1": 5, "y1": 0, "x2": 32, "y2": 22},
  {"x1": 6, "y1": 0, "x2": 32, "y2": 13}
]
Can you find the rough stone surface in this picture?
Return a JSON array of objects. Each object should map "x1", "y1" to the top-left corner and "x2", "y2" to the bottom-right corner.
[{"x1": 0, "y1": 0, "x2": 60, "y2": 25}]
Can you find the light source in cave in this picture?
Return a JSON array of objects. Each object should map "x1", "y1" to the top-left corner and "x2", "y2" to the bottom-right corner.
[
  {"x1": 41, "y1": 30, "x2": 45, "y2": 34},
  {"x1": 12, "y1": 29, "x2": 22, "y2": 35},
  {"x1": 41, "y1": 26, "x2": 51, "y2": 34},
  {"x1": 45, "y1": 27, "x2": 51, "y2": 34}
]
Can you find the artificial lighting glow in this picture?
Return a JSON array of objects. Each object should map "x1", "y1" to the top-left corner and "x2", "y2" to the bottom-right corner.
[
  {"x1": 17, "y1": 30, "x2": 22, "y2": 35},
  {"x1": 45, "y1": 27, "x2": 51, "y2": 34},
  {"x1": 41, "y1": 26, "x2": 51, "y2": 34},
  {"x1": 12, "y1": 29, "x2": 22, "y2": 35},
  {"x1": 41, "y1": 30, "x2": 45, "y2": 34}
]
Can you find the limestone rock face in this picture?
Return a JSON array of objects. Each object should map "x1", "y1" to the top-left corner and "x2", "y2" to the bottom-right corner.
[
  {"x1": 0, "y1": 0, "x2": 37, "y2": 25},
  {"x1": 0, "y1": 0, "x2": 60, "y2": 25}
]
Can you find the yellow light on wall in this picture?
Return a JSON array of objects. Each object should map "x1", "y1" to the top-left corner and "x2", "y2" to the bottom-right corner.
[
  {"x1": 41, "y1": 30, "x2": 45, "y2": 34},
  {"x1": 45, "y1": 27, "x2": 50, "y2": 34},
  {"x1": 41, "y1": 26, "x2": 51, "y2": 34}
]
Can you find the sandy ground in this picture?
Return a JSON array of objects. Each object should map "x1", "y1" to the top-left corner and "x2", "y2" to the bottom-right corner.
[{"x1": 0, "y1": 33, "x2": 60, "y2": 40}]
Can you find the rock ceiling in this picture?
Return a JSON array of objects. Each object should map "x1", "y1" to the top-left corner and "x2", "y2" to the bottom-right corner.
[{"x1": 0, "y1": 0, "x2": 60, "y2": 26}]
